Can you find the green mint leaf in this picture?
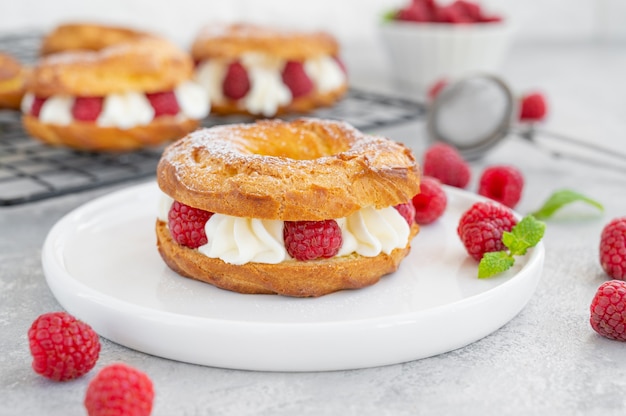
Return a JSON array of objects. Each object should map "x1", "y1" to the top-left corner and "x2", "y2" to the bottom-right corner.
[
  {"x1": 531, "y1": 189, "x2": 603, "y2": 220},
  {"x1": 478, "y1": 251, "x2": 515, "y2": 279},
  {"x1": 382, "y1": 9, "x2": 397, "y2": 22},
  {"x1": 504, "y1": 215, "x2": 546, "y2": 256}
]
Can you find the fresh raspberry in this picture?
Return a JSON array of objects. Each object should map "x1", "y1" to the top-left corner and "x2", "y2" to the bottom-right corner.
[
  {"x1": 453, "y1": 0, "x2": 482, "y2": 21},
  {"x1": 28, "y1": 311, "x2": 100, "y2": 381},
  {"x1": 519, "y1": 92, "x2": 548, "y2": 121},
  {"x1": 395, "y1": 0, "x2": 436, "y2": 22},
  {"x1": 477, "y1": 165, "x2": 524, "y2": 209},
  {"x1": 436, "y1": 3, "x2": 475, "y2": 23},
  {"x1": 412, "y1": 176, "x2": 447, "y2": 225},
  {"x1": 284, "y1": 219, "x2": 343, "y2": 261},
  {"x1": 457, "y1": 201, "x2": 517, "y2": 238},
  {"x1": 460, "y1": 220, "x2": 509, "y2": 261},
  {"x1": 168, "y1": 201, "x2": 213, "y2": 249},
  {"x1": 146, "y1": 91, "x2": 180, "y2": 117},
  {"x1": 394, "y1": 202, "x2": 416, "y2": 226},
  {"x1": 423, "y1": 142, "x2": 471, "y2": 188},
  {"x1": 600, "y1": 218, "x2": 626, "y2": 280},
  {"x1": 479, "y1": 15, "x2": 503, "y2": 23},
  {"x1": 84, "y1": 363, "x2": 154, "y2": 416},
  {"x1": 222, "y1": 61, "x2": 250, "y2": 100},
  {"x1": 590, "y1": 280, "x2": 626, "y2": 341},
  {"x1": 282, "y1": 61, "x2": 314, "y2": 98},
  {"x1": 72, "y1": 96, "x2": 104, "y2": 122},
  {"x1": 427, "y1": 78, "x2": 448, "y2": 101},
  {"x1": 30, "y1": 96, "x2": 46, "y2": 117},
  {"x1": 457, "y1": 201, "x2": 517, "y2": 260}
]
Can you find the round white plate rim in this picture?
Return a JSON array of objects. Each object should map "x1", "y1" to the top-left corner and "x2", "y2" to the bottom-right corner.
[{"x1": 42, "y1": 181, "x2": 544, "y2": 372}]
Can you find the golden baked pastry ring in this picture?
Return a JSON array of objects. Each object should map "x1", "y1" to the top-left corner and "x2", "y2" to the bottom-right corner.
[
  {"x1": 23, "y1": 23, "x2": 202, "y2": 151},
  {"x1": 157, "y1": 118, "x2": 421, "y2": 221}
]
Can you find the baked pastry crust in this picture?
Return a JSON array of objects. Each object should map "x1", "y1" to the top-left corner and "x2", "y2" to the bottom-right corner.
[
  {"x1": 209, "y1": 84, "x2": 348, "y2": 117},
  {"x1": 157, "y1": 118, "x2": 420, "y2": 221},
  {"x1": 0, "y1": 53, "x2": 29, "y2": 110},
  {"x1": 191, "y1": 23, "x2": 340, "y2": 61},
  {"x1": 23, "y1": 114, "x2": 199, "y2": 152},
  {"x1": 40, "y1": 22, "x2": 153, "y2": 56},
  {"x1": 28, "y1": 37, "x2": 193, "y2": 97}
]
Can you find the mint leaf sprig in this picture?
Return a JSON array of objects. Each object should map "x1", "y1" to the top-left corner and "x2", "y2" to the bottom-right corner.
[
  {"x1": 478, "y1": 215, "x2": 545, "y2": 279},
  {"x1": 531, "y1": 189, "x2": 603, "y2": 220}
]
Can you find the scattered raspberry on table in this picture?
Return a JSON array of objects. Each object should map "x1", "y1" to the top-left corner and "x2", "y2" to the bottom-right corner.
[
  {"x1": 519, "y1": 92, "x2": 548, "y2": 121},
  {"x1": 590, "y1": 280, "x2": 626, "y2": 342},
  {"x1": 457, "y1": 201, "x2": 517, "y2": 261},
  {"x1": 423, "y1": 142, "x2": 471, "y2": 188},
  {"x1": 412, "y1": 176, "x2": 447, "y2": 225},
  {"x1": 28, "y1": 311, "x2": 100, "y2": 381},
  {"x1": 427, "y1": 78, "x2": 448, "y2": 101},
  {"x1": 599, "y1": 217, "x2": 626, "y2": 280},
  {"x1": 478, "y1": 165, "x2": 524, "y2": 209},
  {"x1": 84, "y1": 363, "x2": 154, "y2": 416}
]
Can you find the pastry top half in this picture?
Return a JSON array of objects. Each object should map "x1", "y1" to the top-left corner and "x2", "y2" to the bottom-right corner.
[
  {"x1": 157, "y1": 118, "x2": 420, "y2": 221},
  {"x1": 40, "y1": 22, "x2": 154, "y2": 56},
  {"x1": 28, "y1": 37, "x2": 193, "y2": 97},
  {"x1": 191, "y1": 22, "x2": 340, "y2": 61}
]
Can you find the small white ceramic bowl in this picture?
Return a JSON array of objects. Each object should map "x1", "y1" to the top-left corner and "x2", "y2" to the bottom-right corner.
[{"x1": 379, "y1": 19, "x2": 514, "y2": 94}]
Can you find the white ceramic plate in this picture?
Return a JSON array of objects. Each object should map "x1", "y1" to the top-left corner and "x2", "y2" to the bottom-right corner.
[{"x1": 42, "y1": 181, "x2": 544, "y2": 372}]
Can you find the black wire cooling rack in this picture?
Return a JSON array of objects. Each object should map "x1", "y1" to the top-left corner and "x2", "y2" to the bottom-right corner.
[{"x1": 0, "y1": 32, "x2": 426, "y2": 206}]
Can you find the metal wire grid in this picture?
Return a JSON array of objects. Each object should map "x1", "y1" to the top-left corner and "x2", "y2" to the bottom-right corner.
[{"x1": 0, "y1": 33, "x2": 426, "y2": 206}]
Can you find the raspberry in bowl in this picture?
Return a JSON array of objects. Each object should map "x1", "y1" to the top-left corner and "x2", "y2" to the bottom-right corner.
[{"x1": 379, "y1": 0, "x2": 514, "y2": 93}]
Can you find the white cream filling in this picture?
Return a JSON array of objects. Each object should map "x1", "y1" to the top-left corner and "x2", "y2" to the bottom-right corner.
[
  {"x1": 304, "y1": 56, "x2": 346, "y2": 93},
  {"x1": 22, "y1": 81, "x2": 209, "y2": 129},
  {"x1": 97, "y1": 92, "x2": 154, "y2": 129},
  {"x1": 194, "y1": 59, "x2": 227, "y2": 104},
  {"x1": 158, "y1": 194, "x2": 410, "y2": 265},
  {"x1": 241, "y1": 53, "x2": 291, "y2": 117},
  {"x1": 21, "y1": 93, "x2": 34, "y2": 114},
  {"x1": 199, "y1": 215, "x2": 287, "y2": 265},
  {"x1": 193, "y1": 52, "x2": 345, "y2": 116},
  {"x1": 39, "y1": 95, "x2": 74, "y2": 125},
  {"x1": 175, "y1": 81, "x2": 211, "y2": 120}
]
